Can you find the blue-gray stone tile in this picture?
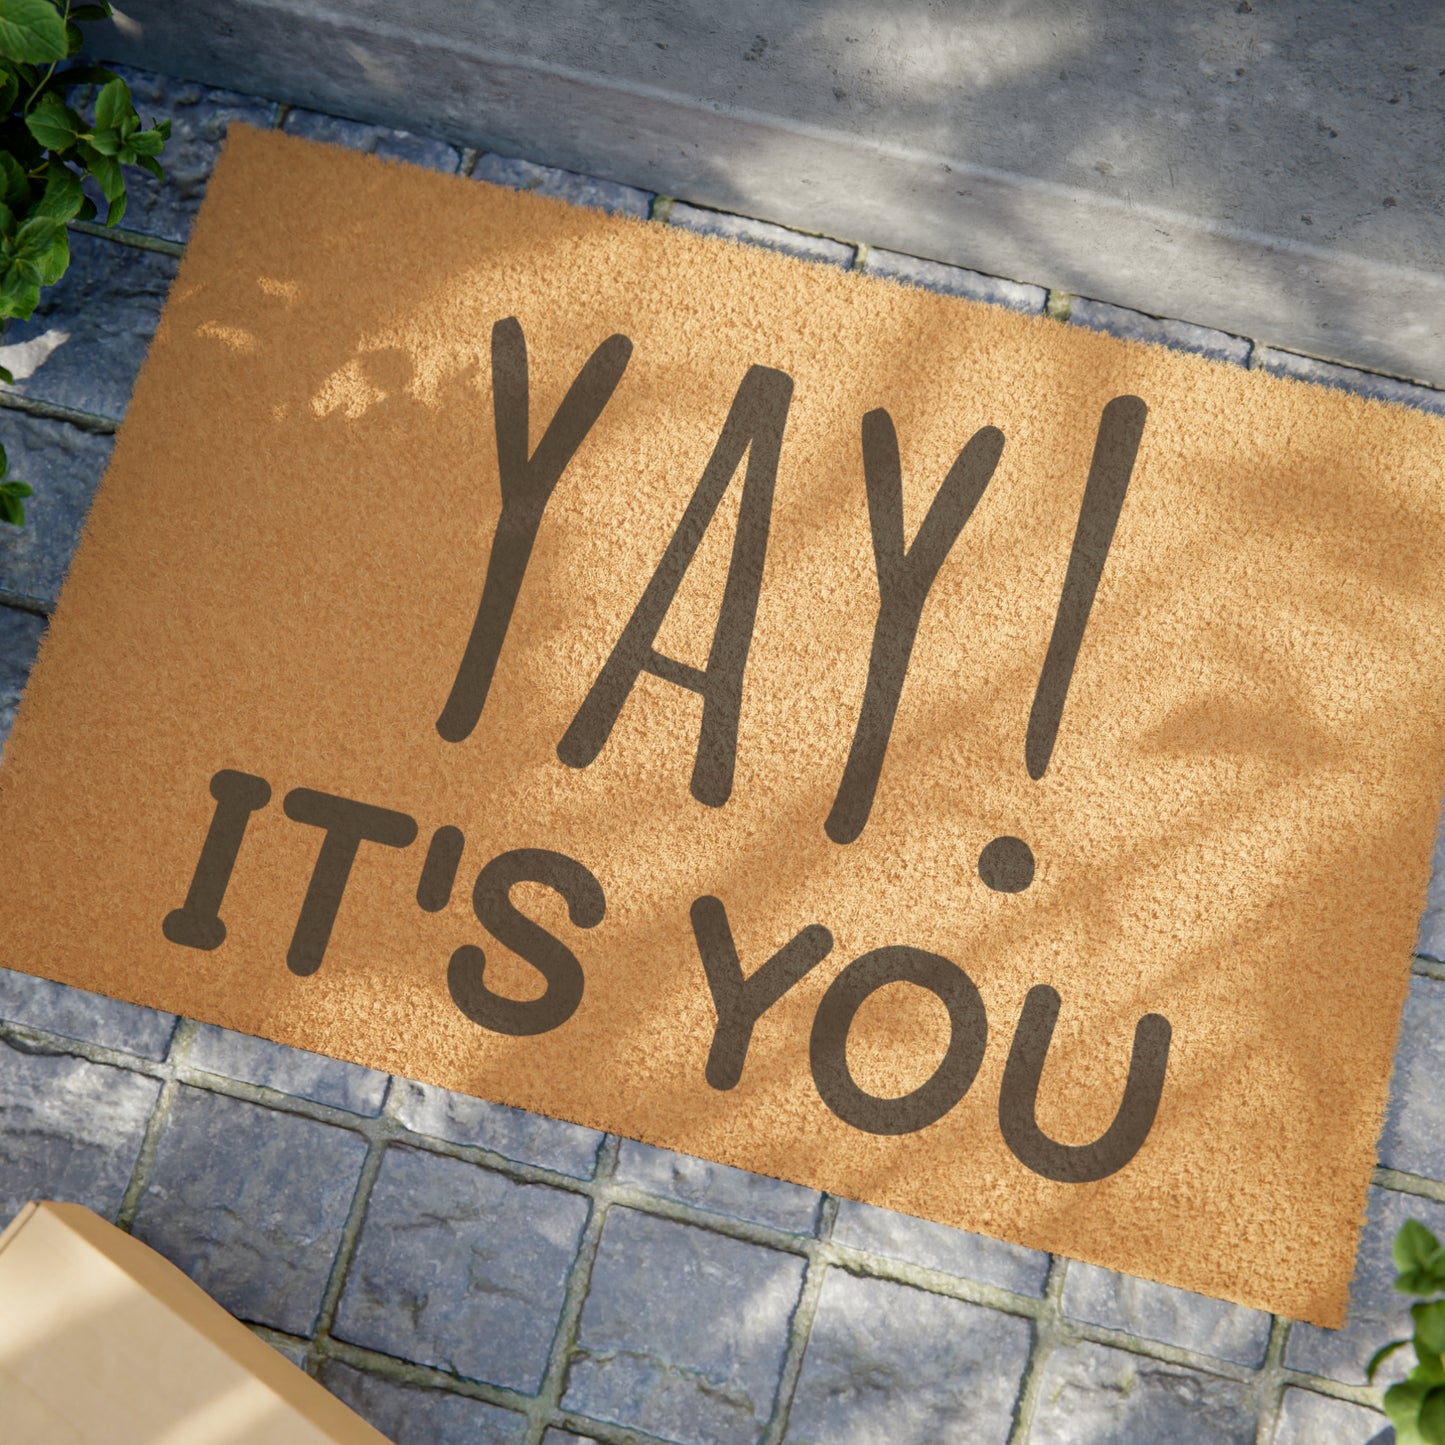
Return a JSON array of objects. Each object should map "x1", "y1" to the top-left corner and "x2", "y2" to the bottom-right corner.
[
  {"x1": 1028, "y1": 1340, "x2": 1257, "y2": 1444},
  {"x1": 75, "y1": 64, "x2": 279, "y2": 243},
  {"x1": 1272, "y1": 1387, "x2": 1392, "y2": 1445},
  {"x1": 614, "y1": 1139, "x2": 820, "y2": 1234},
  {"x1": 0, "y1": 412, "x2": 113, "y2": 611},
  {"x1": 785, "y1": 1269, "x2": 1031, "y2": 1445},
  {"x1": 1286, "y1": 1185, "x2": 1445, "y2": 1386},
  {"x1": 668, "y1": 203, "x2": 854, "y2": 267},
  {"x1": 1255, "y1": 347, "x2": 1445, "y2": 416},
  {"x1": 187, "y1": 1023, "x2": 388, "y2": 1116},
  {"x1": 334, "y1": 1144, "x2": 588, "y2": 1393},
  {"x1": 0, "y1": 605, "x2": 45, "y2": 757},
  {"x1": 830, "y1": 1197, "x2": 1049, "y2": 1297},
  {"x1": 563, "y1": 1206, "x2": 804, "y2": 1445},
  {"x1": 0, "y1": 232, "x2": 178, "y2": 421},
  {"x1": 1068, "y1": 297, "x2": 1251, "y2": 365},
  {"x1": 282, "y1": 108, "x2": 460, "y2": 173},
  {"x1": 1418, "y1": 806, "x2": 1445, "y2": 961},
  {"x1": 129, "y1": 1085, "x2": 367, "y2": 1335},
  {"x1": 0, "y1": 969, "x2": 175, "y2": 1059},
  {"x1": 1060, "y1": 1260, "x2": 1271, "y2": 1367},
  {"x1": 1378, "y1": 976, "x2": 1445, "y2": 1181},
  {"x1": 0, "y1": 1035, "x2": 160, "y2": 1226},
  {"x1": 472, "y1": 153, "x2": 651, "y2": 217},
  {"x1": 390, "y1": 1078, "x2": 601, "y2": 1176},
  {"x1": 319, "y1": 1362, "x2": 526, "y2": 1445},
  {"x1": 861, "y1": 247, "x2": 1046, "y2": 313}
]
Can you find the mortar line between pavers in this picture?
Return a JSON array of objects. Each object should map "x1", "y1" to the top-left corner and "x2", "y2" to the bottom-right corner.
[
  {"x1": 0, "y1": 591, "x2": 50, "y2": 618},
  {"x1": 1250, "y1": 1314, "x2": 1294, "y2": 1445},
  {"x1": 1043, "y1": 289, "x2": 1072, "y2": 323},
  {"x1": 520, "y1": 1133, "x2": 622, "y2": 1445},
  {"x1": 0, "y1": 387, "x2": 117, "y2": 433},
  {"x1": 1245, "y1": 338, "x2": 1264, "y2": 370},
  {"x1": 114, "y1": 1017, "x2": 197, "y2": 1230},
  {"x1": 759, "y1": 1193, "x2": 838, "y2": 1445},
  {"x1": 66, "y1": 217, "x2": 185, "y2": 257},
  {"x1": 648, "y1": 193, "x2": 674, "y2": 223},
  {"x1": 314, "y1": 1335, "x2": 540, "y2": 1418},
  {"x1": 1272, "y1": 1366, "x2": 1390, "y2": 1412},
  {"x1": 1007, "y1": 1253, "x2": 1068, "y2": 1444},
  {"x1": 458, "y1": 147, "x2": 482, "y2": 179},
  {"x1": 305, "y1": 1080, "x2": 408, "y2": 1373},
  {"x1": 1412, "y1": 955, "x2": 1445, "y2": 982},
  {"x1": 1374, "y1": 1165, "x2": 1445, "y2": 1204}
]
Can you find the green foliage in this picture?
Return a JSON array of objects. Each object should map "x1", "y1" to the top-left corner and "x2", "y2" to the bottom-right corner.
[
  {"x1": 0, "y1": 0, "x2": 170, "y2": 524},
  {"x1": 1368, "y1": 1220, "x2": 1445, "y2": 1444}
]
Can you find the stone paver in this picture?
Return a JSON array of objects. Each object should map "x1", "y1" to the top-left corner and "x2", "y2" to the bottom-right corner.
[
  {"x1": 861, "y1": 247, "x2": 1046, "y2": 313},
  {"x1": 0, "y1": 605, "x2": 43, "y2": 755},
  {"x1": 1028, "y1": 1340, "x2": 1258, "y2": 1444},
  {"x1": 785, "y1": 1269, "x2": 1031, "y2": 1445},
  {"x1": 1377, "y1": 975, "x2": 1445, "y2": 1180},
  {"x1": 187, "y1": 1023, "x2": 388, "y2": 1115},
  {"x1": 830, "y1": 1196, "x2": 1050, "y2": 1297},
  {"x1": 76, "y1": 64, "x2": 279, "y2": 243},
  {"x1": 1271, "y1": 1387, "x2": 1392, "y2": 1445},
  {"x1": 668, "y1": 202, "x2": 854, "y2": 267},
  {"x1": 390, "y1": 1078, "x2": 602, "y2": 1176},
  {"x1": 0, "y1": 1035, "x2": 160, "y2": 1226},
  {"x1": 1255, "y1": 346, "x2": 1445, "y2": 415},
  {"x1": 1060, "y1": 1260, "x2": 1272, "y2": 1367},
  {"x1": 1068, "y1": 296, "x2": 1251, "y2": 365},
  {"x1": 129, "y1": 1085, "x2": 367, "y2": 1334},
  {"x1": 564, "y1": 1207, "x2": 805, "y2": 1445},
  {"x1": 1285, "y1": 1185, "x2": 1445, "y2": 1387},
  {"x1": 282, "y1": 108, "x2": 461, "y2": 172},
  {"x1": 0, "y1": 412, "x2": 113, "y2": 611},
  {"x1": 319, "y1": 1361, "x2": 527, "y2": 1445},
  {"x1": 0, "y1": 967, "x2": 176, "y2": 1059},
  {"x1": 614, "y1": 1139, "x2": 820, "y2": 1234},
  {"x1": 334, "y1": 1144, "x2": 589, "y2": 1393},
  {"x1": 0, "y1": 231, "x2": 178, "y2": 421},
  {"x1": 1419, "y1": 814, "x2": 1445, "y2": 961},
  {"x1": 472, "y1": 153, "x2": 652, "y2": 217}
]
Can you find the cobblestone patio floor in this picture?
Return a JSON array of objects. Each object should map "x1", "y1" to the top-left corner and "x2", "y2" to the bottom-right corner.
[{"x1": 2, "y1": 63, "x2": 1443, "y2": 1445}]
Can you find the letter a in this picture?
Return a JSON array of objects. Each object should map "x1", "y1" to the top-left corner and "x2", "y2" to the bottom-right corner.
[{"x1": 557, "y1": 365, "x2": 794, "y2": 807}]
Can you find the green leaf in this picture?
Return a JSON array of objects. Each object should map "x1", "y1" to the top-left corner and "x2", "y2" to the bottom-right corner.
[
  {"x1": 128, "y1": 126, "x2": 164, "y2": 156},
  {"x1": 14, "y1": 212, "x2": 60, "y2": 260},
  {"x1": 0, "y1": 364, "x2": 10, "y2": 386},
  {"x1": 0, "y1": 0, "x2": 69, "y2": 65},
  {"x1": 1422, "y1": 1387, "x2": 1445, "y2": 1445},
  {"x1": 93, "y1": 76, "x2": 129, "y2": 131},
  {"x1": 0, "y1": 491, "x2": 23, "y2": 525},
  {"x1": 1397, "y1": 1222, "x2": 1443, "y2": 1275},
  {"x1": 0, "y1": 479, "x2": 32, "y2": 499},
  {"x1": 82, "y1": 146, "x2": 121, "y2": 199},
  {"x1": 0, "y1": 64, "x2": 18, "y2": 111},
  {"x1": 71, "y1": 3, "x2": 113, "y2": 20},
  {"x1": 103, "y1": 188, "x2": 123, "y2": 226},
  {"x1": 24, "y1": 92, "x2": 80, "y2": 151},
  {"x1": 0, "y1": 199, "x2": 15, "y2": 238},
  {"x1": 0, "y1": 441, "x2": 9, "y2": 473},
  {"x1": 33, "y1": 161, "x2": 80, "y2": 220},
  {"x1": 134, "y1": 152, "x2": 161, "y2": 181},
  {"x1": 64, "y1": 18, "x2": 82, "y2": 56},
  {"x1": 32, "y1": 219, "x2": 63, "y2": 282},
  {"x1": 75, "y1": 191, "x2": 95, "y2": 221},
  {"x1": 1369, "y1": 1337, "x2": 1414, "y2": 1383},
  {"x1": 87, "y1": 126, "x2": 119, "y2": 155},
  {"x1": 0, "y1": 149, "x2": 28, "y2": 209},
  {"x1": 1417, "y1": 1303, "x2": 1445, "y2": 1358},
  {"x1": 1387, "y1": 1379, "x2": 1432, "y2": 1435}
]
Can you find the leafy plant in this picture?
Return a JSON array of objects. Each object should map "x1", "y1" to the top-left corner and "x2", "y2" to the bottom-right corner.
[
  {"x1": 0, "y1": 0, "x2": 170, "y2": 523},
  {"x1": 1368, "y1": 1219, "x2": 1445, "y2": 1443}
]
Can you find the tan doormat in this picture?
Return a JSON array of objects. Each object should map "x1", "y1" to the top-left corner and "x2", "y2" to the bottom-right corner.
[{"x1": 2, "y1": 125, "x2": 1442, "y2": 1327}]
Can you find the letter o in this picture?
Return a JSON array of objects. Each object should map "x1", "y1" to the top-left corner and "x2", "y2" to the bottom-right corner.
[{"x1": 809, "y1": 946, "x2": 987, "y2": 1135}]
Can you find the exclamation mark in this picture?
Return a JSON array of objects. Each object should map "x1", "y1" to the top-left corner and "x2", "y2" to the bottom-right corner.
[{"x1": 978, "y1": 395, "x2": 1148, "y2": 894}]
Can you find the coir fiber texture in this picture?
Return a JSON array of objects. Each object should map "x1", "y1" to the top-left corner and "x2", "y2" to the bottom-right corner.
[{"x1": 4, "y1": 125, "x2": 1444, "y2": 1326}]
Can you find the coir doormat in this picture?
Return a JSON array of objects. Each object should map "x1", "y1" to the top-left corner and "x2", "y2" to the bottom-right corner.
[{"x1": 3, "y1": 125, "x2": 1443, "y2": 1327}]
